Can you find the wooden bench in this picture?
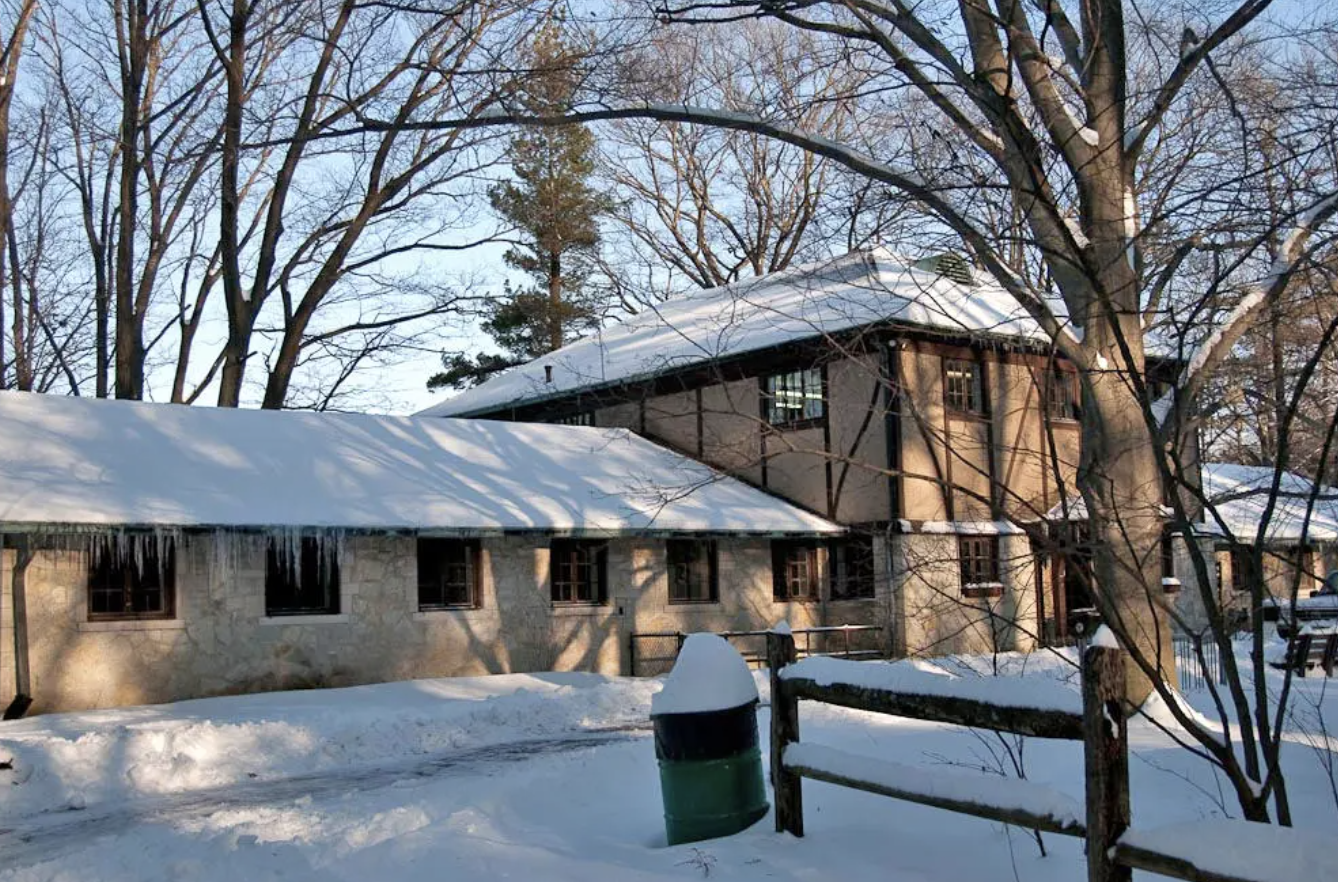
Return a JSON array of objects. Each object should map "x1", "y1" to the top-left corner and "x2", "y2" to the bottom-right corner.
[{"x1": 1273, "y1": 633, "x2": 1338, "y2": 677}]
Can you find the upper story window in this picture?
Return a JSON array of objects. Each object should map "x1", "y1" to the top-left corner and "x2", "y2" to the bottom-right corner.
[
  {"x1": 944, "y1": 358, "x2": 984, "y2": 415},
  {"x1": 667, "y1": 539, "x2": 718, "y2": 603},
  {"x1": 830, "y1": 536, "x2": 877, "y2": 600},
  {"x1": 958, "y1": 535, "x2": 1000, "y2": 590},
  {"x1": 266, "y1": 537, "x2": 341, "y2": 616},
  {"x1": 773, "y1": 540, "x2": 822, "y2": 601},
  {"x1": 553, "y1": 412, "x2": 594, "y2": 426},
  {"x1": 1229, "y1": 547, "x2": 1251, "y2": 594},
  {"x1": 551, "y1": 539, "x2": 608, "y2": 604},
  {"x1": 417, "y1": 538, "x2": 481, "y2": 610},
  {"x1": 763, "y1": 368, "x2": 825, "y2": 427},
  {"x1": 88, "y1": 541, "x2": 176, "y2": 621},
  {"x1": 1045, "y1": 369, "x2": 1080, "y2": 421}
]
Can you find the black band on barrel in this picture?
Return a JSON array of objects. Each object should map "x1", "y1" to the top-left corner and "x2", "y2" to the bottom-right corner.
[{"x1": 652, "y1": 700, "x2": 759, "y2": 762}]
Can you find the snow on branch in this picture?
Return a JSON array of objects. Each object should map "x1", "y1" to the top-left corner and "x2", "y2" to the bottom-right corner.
[{"x1": 1160, "y1": 191, "x2": 1338, "y2": 426}]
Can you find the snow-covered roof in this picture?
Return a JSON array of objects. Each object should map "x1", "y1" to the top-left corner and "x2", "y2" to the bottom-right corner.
[
  {"x1": 0, "y1": 392, "x2": 841, "y2": 535},
  {"x1": 1203, "y1": 462, "x2": 1338, "y2": 544},
  {"x1": 420, "y1": 246, "x2": 1059, "y2": 418}
]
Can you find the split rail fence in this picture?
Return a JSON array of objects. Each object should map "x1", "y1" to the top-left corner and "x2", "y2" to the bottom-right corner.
[{"x1": 766, "y1": 630, "x2": 1303, "y2": 882}]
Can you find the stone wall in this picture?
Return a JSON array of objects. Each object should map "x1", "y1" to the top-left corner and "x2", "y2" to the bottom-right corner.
[
  {"x1": 890, "y1": 531, "x2": 1038, "y2": 658},
  {"x1": 0, "y1": 532, "x2": 893, "y2": 714}
]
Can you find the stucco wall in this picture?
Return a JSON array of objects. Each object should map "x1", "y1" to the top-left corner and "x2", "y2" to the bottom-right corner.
[{"x1": 0, "y1": 533, "x2": 896, "y2": 714}]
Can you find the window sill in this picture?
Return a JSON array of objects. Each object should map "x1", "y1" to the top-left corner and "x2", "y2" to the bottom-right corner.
[
  {"x1": 945, "y1": 408, "x2": 988, "y2": 422},
  {"x1": 829, "y1": 595, "x2": 879, "y2": 603},
  {"x1": 79, "y1": 618, "x2": 184, "y2": 633},
  {"x1": 962, "y1": 582, "x2": 1004, "y2": 599},
  {"x1": 765, "y1": 416, "x2": 825, "y2": 432},
  {"x1": 259, "y1": 614, "x2": 350, "y2": 626},
  {"x1": 774, "y1": 596, "x2": 821, "y2": 604},
  {"x1": 550, "y1": 604, "x2": 612, "y2": 617},
  {"x1": 413, "y1": 608, "x2": 486, "y2": 621}
]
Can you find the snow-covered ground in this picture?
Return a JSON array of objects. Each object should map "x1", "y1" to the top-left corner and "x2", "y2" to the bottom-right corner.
[{"x1": 3, "y1": 647, "x2": 1337, "y2": 881}]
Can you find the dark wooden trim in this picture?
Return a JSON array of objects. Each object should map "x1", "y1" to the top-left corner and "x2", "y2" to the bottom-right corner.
[
  {"x1": 939, "y1": 349, "x2": 956, "y2": 521},
  {"x1": 884, "y1": 341, "x2": 904, "y2": 521},
  {"x1": 978, "y1": 349, "x2": 1001, "y2": 518},
  {"x1": 821, "y1": 363, "x2": 835, "y2": 519},
  {"x1": 463, "y1": 320, "x2": 1098, "y2": 424},
  {"x1": 695, "y1": 387, "x2": 704, "y2": 459}
]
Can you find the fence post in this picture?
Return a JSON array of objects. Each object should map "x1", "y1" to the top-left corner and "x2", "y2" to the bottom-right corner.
[
  {"x1": 767, "y1": 629, "x2": 803, "y2": 837},
  {"x1": 1082, "y1": 642, "x2": 1131, "y2": 882}
]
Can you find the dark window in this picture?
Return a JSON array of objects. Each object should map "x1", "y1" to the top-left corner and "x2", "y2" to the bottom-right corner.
[
  {"x1": 88, "y1": 541, "x2": 176, "y2": 620},
  {"x1": 554, "y1": 412, "x2": 594, "y2": 426},
  {"x1": 958, "y1": 535, "x2": 1000, "y2": 587},
  {"x1": 667, "y1": 539, "x2": 718, "y2": 603},
  {"x1": 1045, "y1": 369, "x2": 1080, "y2": 421},
  {"x1": 944, "y1": 358, "x2": 984, "y2": 414},
  {"x1": 1230, "y1": 547, "x2": 1251, "y2": 594},
  {"x1": 417, "y1": 538, "x2": 481, "y2": 610},
  {"x1": 773, "y1": 541, "x2": 823, "y2": 601},
  {"x1": 830, "y1": 536, "x2": 877, "y2": 600},
  {"x1": 550, "y1": 539, "x2": 608, "y2": 604},
  {"x1": 1161, "y1": 531, "x2": 1181, "y2": 592},
  {"x1": 763, "y1": 368, "x2": 825, "y2": 427},
  {"x1": 266, "y1": 537, "x2": 341, "y2": 616}
]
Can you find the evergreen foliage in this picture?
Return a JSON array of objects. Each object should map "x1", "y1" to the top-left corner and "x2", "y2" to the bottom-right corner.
[{"x1": 429, "y1": 23, "x2": 610, "y2": 391}]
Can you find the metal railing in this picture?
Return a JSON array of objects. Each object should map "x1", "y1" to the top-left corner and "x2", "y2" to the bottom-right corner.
[
  {"x1": 1172, "y1": 634, "x2": 1225, "y2": 692},
  {"x1": 628, "y1": 624, "x2": 886, "y2": 677}
]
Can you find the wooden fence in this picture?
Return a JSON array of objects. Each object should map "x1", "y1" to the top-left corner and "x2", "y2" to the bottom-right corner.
[{"x1": 766, "y1": 630, "x2": 1293, "y2": 882}]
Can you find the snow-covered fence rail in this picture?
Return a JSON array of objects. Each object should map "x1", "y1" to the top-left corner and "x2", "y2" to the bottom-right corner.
[{"x1": 766, "y1": 629, "x2": 1131, "y2": 882}]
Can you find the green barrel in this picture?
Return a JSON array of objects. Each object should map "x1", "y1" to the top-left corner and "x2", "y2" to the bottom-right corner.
[{"x1": 653, "y1": 700, "x2": 769, "y2": 845}]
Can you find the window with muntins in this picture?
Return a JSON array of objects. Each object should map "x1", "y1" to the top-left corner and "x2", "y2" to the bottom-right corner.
[
  {"x1": 944, "y1": 358, "x2": 984, "y2": 414},
  {"x1": 88, "y1": 541, "x2": 176, "y2": 620},
  {"x1": 667, "y1": 539, "x2": 718, "y2": 603},
  {"x1": 830, "y1": 536, "x2": 877, "y2": 600},
  {"x1": 417, "y1": 538, "x2": 481, "y2": 609},
  {"x1": 553, "y1": 412, "x2": 594, "y2": 426},
  {"x1": 763, "y1": 368, "x2": 825, "y2": 426},
  {"x1": 1230, "y1": 547, "x2": 1251, "y2": 594},
  {"x1": 266, "y1": 537, "x2": 341, "y2": 616},
  {"x1": 773, "y1": 541, "x2": 822, "y2": 601},
  {"x1": 1045, "y1": 369, "x2": 1080, "y2": 421},
  {"x1": 550, "y1": 539, "x2": 608, "y2": 604},
  {"x1": 958, "y1": 535, "x2": 1000, "y2": 587}
]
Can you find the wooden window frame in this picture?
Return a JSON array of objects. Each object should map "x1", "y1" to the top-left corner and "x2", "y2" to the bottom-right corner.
[
  {"x1": 772, "y1": 540, "x2": 823, "y2": 602},
  {"x1": 87, "y1": 542, "x2": 177, "y2": 621},
  {"x1": 1161, "y1": 531, "x2": 1181, "y2": 593},
  {"x1": 550, "y1": 539, "x2": 608, "y2": 605},
  {"x1": 762, "y1": 367, "x2": 826, "y2": 429},
  {"x1": 417, "y1": 537, "x2": 482, "y2": 610},
  {"x1": 265, "y1": 537, "x2": 342, "y2": 617},
  {"x1": 1229, "y1": 546, "x2": 1251, "y2": 595},
  {"x1": 1044, "y1": 368, "x2": 1080, "y2": 422},
  {"x1": 667, "y1": 539, "x2": 719, "y2": 604},
  {"x1": 958, "y1": 535, "x2": 1001, "y2": 598},
  {"x1": 830, "y1": 536, "x2": 877, "y2": 600},
  {"x1": 943, "y1": 357, "x2": 985, "y2": 416}
]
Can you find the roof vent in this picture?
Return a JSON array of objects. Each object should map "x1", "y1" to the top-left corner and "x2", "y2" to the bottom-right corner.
[
  {"x1": 544, "y1": 365, "x2": 554, "y2": 384},
  {"x1": 913, "y1": 252, "x2": 976, "y2": 286}
]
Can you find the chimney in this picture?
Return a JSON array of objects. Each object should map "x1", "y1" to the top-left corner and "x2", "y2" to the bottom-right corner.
[{"x1": 544, "y1": 365, "x2": 554, "y2": 384}]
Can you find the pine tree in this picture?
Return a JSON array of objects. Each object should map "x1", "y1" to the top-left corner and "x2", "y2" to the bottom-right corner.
[{"x1": 429, "y1": 24, "x2": 610, "y2": 391}]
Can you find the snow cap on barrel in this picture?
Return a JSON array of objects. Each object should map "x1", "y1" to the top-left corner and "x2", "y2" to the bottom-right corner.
[{"x1": 651, "y1": 633, "x2": 758, "y2": 716}]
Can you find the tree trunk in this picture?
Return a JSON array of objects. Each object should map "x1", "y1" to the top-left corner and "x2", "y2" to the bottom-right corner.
[
  {"x1": 548, "y1": 249, "x2": 562, "y2": 352},
  {"x1": 114, "y1": 0, "x2": 148, "y2": 400}
]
